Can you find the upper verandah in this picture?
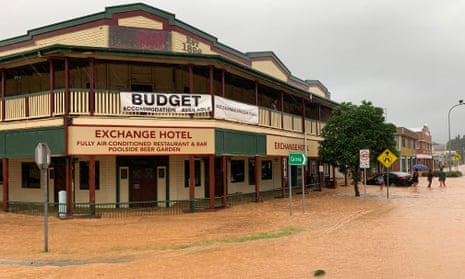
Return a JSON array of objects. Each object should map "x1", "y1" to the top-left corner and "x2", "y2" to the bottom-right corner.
[{"x1": 0, "y1": 2, "x2": 331, "y2": 99}]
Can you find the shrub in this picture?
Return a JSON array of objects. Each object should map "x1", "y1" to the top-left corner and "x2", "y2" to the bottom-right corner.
[{"x1": 447, "y1": 171, "x2": 462, "y2": 177}]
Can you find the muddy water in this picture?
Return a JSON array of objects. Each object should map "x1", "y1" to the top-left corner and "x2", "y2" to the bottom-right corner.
[{"x1": 1, "y1": 166, "x2": 465, "y2": 278}]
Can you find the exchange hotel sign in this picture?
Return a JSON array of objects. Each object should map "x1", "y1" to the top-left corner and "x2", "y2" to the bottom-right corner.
[
  {"x1": 267, "y1": 135, "x2": 319, "y2": 157},
  {"x1": 68, "y1": 126, "x2": 214, "y2": 155}
]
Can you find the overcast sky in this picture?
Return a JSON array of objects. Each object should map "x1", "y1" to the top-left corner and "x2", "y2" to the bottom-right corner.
[{"x1": 3, "y1": 0, "x2": 465, "y2": 144}]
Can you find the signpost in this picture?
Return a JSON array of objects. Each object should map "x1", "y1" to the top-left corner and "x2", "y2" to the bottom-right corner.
[
  {"x1": 35, "y1": 143, "x2": 51, "y2": 252},
  {"x1": 377, "y1": 148, "x2": 397, "y2": 199},
  {"x1": 360, "y1": 149, "x2": 370, "y2": 169},
  {"x1": 377, "y1": 149, "x2": 397, "y2": 168},
  {"x1": 360, "y1": 149, "x2": 370, "y2": 200},
  {"x1": 288, "y1": 152, "x2": 307, "y2": 216},
  {"x1": 289, "y1": 152, "x2": 307, "y2": 166}
]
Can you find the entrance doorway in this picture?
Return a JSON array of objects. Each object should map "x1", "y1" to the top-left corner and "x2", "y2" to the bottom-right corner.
[
  {"x1": 51, "y1": 158, "x2": 66, "y2": 203},
  {"x1": 130, "y1": 166, "x2": 156, "y2": 205}
]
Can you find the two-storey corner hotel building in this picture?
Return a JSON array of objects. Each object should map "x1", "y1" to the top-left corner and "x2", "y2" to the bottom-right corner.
[{"x1": 0, "y1": 3, "x2": 337, "y2": 216}]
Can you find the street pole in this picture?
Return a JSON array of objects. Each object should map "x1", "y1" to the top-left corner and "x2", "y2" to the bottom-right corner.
[
  {"x1": 43, "y1": 167, "x2": 48, "y2": 252},
  {"x1": 448, "y1": 100, "x2": 464, "y2": 171},
  {"x1": 302, "y1": 131, "x2": 307, "y2": 214}
]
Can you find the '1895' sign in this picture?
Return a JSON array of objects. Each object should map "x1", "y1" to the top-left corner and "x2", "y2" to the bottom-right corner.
[{"x1": 182, "y1": 36, "x2": 202, "y2": 54}]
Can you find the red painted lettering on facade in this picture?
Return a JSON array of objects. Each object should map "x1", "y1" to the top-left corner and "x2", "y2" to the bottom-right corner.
[
  {"x1": 135, "y1": 30, "x2": 167, "y2": 49},
  {"x1": 95, "y1": 129, "x2": 157, "y2": 139},
  {"x1": 159, "y1": 131, "x2": 192, "y2": 139},
  {"x1": 274, "y1": 142, "x2": 305, "y2": 151}
]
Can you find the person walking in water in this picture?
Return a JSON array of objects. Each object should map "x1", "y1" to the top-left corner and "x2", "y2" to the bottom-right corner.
[
  {"x1": 438, "y1": 167, "x2": 447, "y2": 188},
  {"x1": 411, "y1": 168, "x2": 419, "y2": 192},
  {"x1": 427, "y1": 168, "x2": 433, "y2": 188},
  {"x1": 377, "y1": 174, "x2": 385, "y2": 191}
]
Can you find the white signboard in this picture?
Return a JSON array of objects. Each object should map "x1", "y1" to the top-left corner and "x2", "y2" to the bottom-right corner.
[
  {"x1": 120, "y1": 92, "x2": 212, "y2": 114},
  {"x1": 214, "y1": 96, "x2": 259, "y2": 124},
  {"x1": 35, "y1": 143, "x2": 51, "y2": 170},
  {"x1": 360, "y1": 149, "x2": 370, "y2": 169}
]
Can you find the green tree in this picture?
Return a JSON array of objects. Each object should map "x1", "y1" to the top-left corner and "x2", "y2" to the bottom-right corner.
[
  {"x1": 449, "y1": 135, "x2": 465, "y2": 165},
  {"x1": 318, "y1": 101, "x2": 397, "y2": 197}
]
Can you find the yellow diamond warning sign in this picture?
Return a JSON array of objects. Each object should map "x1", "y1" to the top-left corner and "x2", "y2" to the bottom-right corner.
[{"x1": 377, "y1": 148, "x2": 397, "y2": 168}]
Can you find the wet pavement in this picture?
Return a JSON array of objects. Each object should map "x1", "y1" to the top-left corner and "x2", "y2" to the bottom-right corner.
[{"x1": 1, "y1": 165, "x2": 465, "y2": 278}]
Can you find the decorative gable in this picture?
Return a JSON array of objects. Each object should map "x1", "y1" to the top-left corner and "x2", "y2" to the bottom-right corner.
[
  {"x1": 118, "y1": 15, "x2": 163, "y2": 30},
  {"x1": 247, "y1": 51, "x2": 289, "y2": 82}
]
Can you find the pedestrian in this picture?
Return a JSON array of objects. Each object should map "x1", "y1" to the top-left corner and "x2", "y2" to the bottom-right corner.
[
  {"x1": 377, "y1": 174, "x2": 385, "y2": 191},
  {"x1": 427, "y1": 168, "x2": 433, "y2": 188},
  {"x1": 271, "y1": 99, "x2": 278, "y2": 110},
  {"x1": 438, "y1": 167, "x2": 447, "y2": 188},
  {"x1": 410, "y1": 168, "x2": 419, "y2": 192}
]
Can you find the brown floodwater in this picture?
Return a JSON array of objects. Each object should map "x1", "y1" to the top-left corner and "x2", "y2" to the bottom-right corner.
[{"x1": 1, "y1": 165, "x2": 465, "y2": 278}]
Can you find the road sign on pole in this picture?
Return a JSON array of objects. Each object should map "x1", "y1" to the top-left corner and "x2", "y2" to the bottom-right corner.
[
  {"x1": 35, "y1": 143, "x2": 51, "y2": 170},
  {"x1": 377, "y1": 148, "x2": 397, "y2": 168},
  {"x1": 288, "y1": 152, "x2": 307, "y2": 166},
  {"x1": 360, "y1": 149, "x2": 370, "y2": 169},
  {"x1": 35, "y1": 143, "x2": 51, "y2": 252}
]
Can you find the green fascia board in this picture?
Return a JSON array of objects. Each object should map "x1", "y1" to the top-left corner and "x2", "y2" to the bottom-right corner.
[
  {"x1": 0, "y1": 127, "x2": 65, "y2": 158},
  {"x1": 215, "y1": 128, "x2": 266, "y2": 156}
]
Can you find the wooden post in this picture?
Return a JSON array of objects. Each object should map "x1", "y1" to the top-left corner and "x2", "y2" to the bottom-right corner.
[
  {"x1": 209, "y1": 155, "x2": 215, "y2": 209},
  {"x1": 255, "y1": 156, "x2": 260, "y2": 202},
  {"x1": 2, "y1": 159, "x2": 8, "y2": 212},
  {"x1": 89, "y1": 156, "x2": 96, "y2": 217},
  {"x1": 189, "y1": 156, "x2": 195, "y2": 212}
]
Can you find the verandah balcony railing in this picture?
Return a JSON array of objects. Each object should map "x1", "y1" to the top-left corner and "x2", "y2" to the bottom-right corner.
[{"x1": 2, "y1": 89, "x2": 323, "y2": 136}]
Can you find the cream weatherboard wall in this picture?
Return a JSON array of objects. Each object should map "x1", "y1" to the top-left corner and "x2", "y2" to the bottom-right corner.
[
  {"x1": 0, "y1": 26, "x2": 110, "y2": 57},
  {"x1": 308, "y1": 85, "x2": 327, "y2": 98},
  {"x1": 8, "y1": 159, "x2": 43, "y2": 202},
  {"x1": 171, "y1": 31, "x2": 216, "y2": 55},
  {"x1": 118, "y1": 16, "x2": 163, "y2": 30},
  {"x1": 36, "y1": 26, "x2": 109, "y2": 49},
  {"x1": 169, "y1": 156, "x2": 205, "y2": 201},
  {"x1": 73, "y1": 156, "x2": 116, "y2": 203},
  {"x1": 225, "y1": 156, "x2": 281, "y2": 194},
  {"x1": 259, "y1": 158, "x2": 282, "y2": 191},
  {"x1": 168, "y1": 156, "x2": 281, "y2": 200},
  {"x1": 6, "y1": 157, "x2": 116, "y2": 203},
  {"x1": 251, "y1": 60, "x2": 287, "y2": 82}
]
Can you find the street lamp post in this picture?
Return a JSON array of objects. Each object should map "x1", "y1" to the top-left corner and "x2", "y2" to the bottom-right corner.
[{"x1": 447, "y1": 100, "x2": 464, "y2": 170}]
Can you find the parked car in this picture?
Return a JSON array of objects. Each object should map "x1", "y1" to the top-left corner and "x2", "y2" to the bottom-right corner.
[{"x1": 366, "y1": 172, "x2": 412, "y2": 186}]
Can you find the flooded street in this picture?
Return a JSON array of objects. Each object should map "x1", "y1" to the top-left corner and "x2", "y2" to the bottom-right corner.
[
  {"x1": 313, "y1": 175, "x2": 465, "y2": 278},
  {"x1": 1, "y1": 166, "x2": 465, "y2": 278}
]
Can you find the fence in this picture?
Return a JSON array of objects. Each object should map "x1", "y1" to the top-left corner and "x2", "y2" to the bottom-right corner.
[{"x1": 5, "y1": 188, "x2": 287, "y2": 218}]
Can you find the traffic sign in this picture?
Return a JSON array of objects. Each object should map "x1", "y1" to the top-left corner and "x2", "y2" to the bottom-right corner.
[
  {"x1": 288, "y1": 152, "x2": 307, "y2": 166},
  {"x1": 360, "y1": 149, "x2": 370, "y2": 169},
  {"x1": 377, "y1": 148, "x2": 397, "y2": 168},
  {"x1": 35, "y1": 143, "x2": 51, "y2": 170},
  {"x1": 455, "y1": 154, "x2": 461, "y2": 161}
]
